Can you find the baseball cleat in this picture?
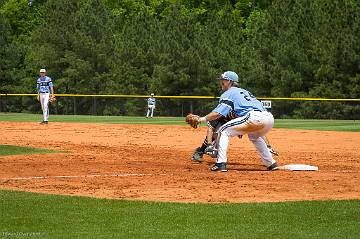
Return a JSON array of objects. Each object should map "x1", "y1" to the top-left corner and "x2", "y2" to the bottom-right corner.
[
  {"x1": 191, "y1": 147, "x2": 204, "y2": 163},
  {"x1": 210, "y1": 163, "x2": 227, "y2": 172},
  {"x1": 40, "y1": 121, "x2": 48, "y2": 125},
  {"x1": 267, "y1": 162, "x2": 279, "y2": 171}
]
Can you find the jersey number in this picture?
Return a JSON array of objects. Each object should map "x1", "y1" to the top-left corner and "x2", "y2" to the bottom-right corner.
[{"x1": 240, "y1": 91, "x2": 255, "y2": 101}]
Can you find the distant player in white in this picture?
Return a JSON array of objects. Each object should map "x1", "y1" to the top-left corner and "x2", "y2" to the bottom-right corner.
[
  {"x1": 146, "y1": 93, "x2": 156, "y2": 118},
  {"x1": 36, "y1": 68, "x2": 55, "y2": 124},
  {"x1": 197, "y1": 71, "x2": 278, "y2": 172}
]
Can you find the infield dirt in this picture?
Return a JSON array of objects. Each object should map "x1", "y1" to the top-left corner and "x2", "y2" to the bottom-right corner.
[{"x1": 1, "y1": 121, "x2": 359, "y2": 203}]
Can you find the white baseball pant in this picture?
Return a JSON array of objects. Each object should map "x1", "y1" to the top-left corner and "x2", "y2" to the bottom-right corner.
[
  {"x1": 39, "y1": 93, "x2": 50, "y2": 122},
  {"x1": 146, "y1": 105, "x2": 155, "y2": 117},
  {"x1": 216, "y1": 110, "x2": 276, "y2": 167}
]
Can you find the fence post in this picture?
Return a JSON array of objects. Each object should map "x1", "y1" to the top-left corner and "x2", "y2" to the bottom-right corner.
[
  {"x1": 2, "y1": 94, "x2": 7, "y2": 112},
  {"x1": 181, "y1": 100, "x2": 184, "y2": 116},
  {"x1": 92, "y1": 97, "x2": 97, "y2": 115},
  {"x1": 54, "y1": 100, "x2": 58, "y2": 114},
  {"x1": 73, "y1": 97, "x2": 77, "y2": 115}
]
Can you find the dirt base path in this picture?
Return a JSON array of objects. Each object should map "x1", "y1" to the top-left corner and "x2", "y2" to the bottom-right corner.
[{"x1": 0, "y1": 121, "x2": 359, "y2": 203}]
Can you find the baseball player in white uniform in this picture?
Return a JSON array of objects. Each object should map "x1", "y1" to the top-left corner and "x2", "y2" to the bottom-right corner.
[
  {"x1": 196, "y1": 71, "x2": 278, "y2": 172},
  {"x1": 36, "y1": 68, "x2": 55, "y2": 124},
  {"x1": 146, "y1": 93, "x2": 156, "y2": 118}
]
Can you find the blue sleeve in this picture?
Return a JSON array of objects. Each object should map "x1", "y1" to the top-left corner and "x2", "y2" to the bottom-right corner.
[
  {"x1": 212, "y1": 103, "x2": 231, "y2": 117},
  {"x1": 212, "y1": 91, "x2": 234, "y2": 117},
  {"x1": 48, "y1": 77, "x2": 53, "y2": 88}
]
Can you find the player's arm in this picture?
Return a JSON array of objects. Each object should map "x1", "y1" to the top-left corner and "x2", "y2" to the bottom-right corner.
[
  {"x1": 199, "y1": 102, "x2": 230, "y2": 123},
  {"x1": 49, "y1": 79, "x2": 56, "y2": 102},
  {"x1": 36, "y1": 80, "x2": 40, "y2": 101},
  {"x1": 199, "y1": 112, "x2": 222, "y2": 123},
  {"x1": 186, "y1": 103, "x2": 228, "y2": 128},
  {"x1": 48, "y1": 79, "x2": 54, "y2": 95}
]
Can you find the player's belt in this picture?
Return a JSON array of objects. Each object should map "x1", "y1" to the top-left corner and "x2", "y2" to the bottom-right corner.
[
  {"x1": 39, "y1": 91, "x2": 49, "y2": 93},
  {"x1": 237, "y1": 109, "x2": 263, "y2": 117}
]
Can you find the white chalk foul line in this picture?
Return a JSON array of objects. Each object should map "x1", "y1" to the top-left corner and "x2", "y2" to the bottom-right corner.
[{"x1": 0, "y1": 173, "x2": 168, "y2": 181}]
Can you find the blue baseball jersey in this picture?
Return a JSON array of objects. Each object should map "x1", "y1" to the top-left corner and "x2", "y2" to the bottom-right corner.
[
  {"x1": 212, "y1": 87, "x2": 266, "y2": 117},
  {"x1": 147, "y1": 97, "x2": 156, "y2": 106},
  {"x1": 37, "y1": 76, "x2": 53, "y2": 93}
]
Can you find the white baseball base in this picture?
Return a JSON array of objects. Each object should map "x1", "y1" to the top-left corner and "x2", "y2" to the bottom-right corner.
[{"x1": 278, "y1": 164, "x2": 318, "y2": 171}]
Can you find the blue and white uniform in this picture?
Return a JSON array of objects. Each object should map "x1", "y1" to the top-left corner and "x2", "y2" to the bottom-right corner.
[
  {"x1": 213, "y1": 87, "x2": 266, "y2": 118},
  {"x1": 37, "y1": 75, "x2": 53, "y2": 122},
  {"x1": 214, "y1": 87, "x2": 276, "y2": 167},
  {"x1": 146, "y1": 96, "x2": 156, "y2": 118}
]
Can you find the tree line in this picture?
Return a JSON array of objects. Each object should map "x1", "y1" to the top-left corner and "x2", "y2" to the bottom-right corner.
[{"x1": 0, "y1": 0, "x2": 359, "y2": 119}]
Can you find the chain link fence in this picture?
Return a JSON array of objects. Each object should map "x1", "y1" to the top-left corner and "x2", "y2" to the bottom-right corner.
[{"x1": 0, "y1": 94, "x2": 359, "y2": 120}]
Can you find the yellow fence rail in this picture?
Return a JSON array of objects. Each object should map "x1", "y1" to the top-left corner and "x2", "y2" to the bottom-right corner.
[{"x1": 1, "y1": 93, "x2": 360, "y2": 101}]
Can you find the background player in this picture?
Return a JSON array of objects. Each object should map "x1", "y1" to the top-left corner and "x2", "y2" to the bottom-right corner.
[
  {"x1": 36, "y1": 68, "x2": 55, "y2": 124},
  {"x1": 146, "y1": 93, "x2": 156, "y2": 118}
]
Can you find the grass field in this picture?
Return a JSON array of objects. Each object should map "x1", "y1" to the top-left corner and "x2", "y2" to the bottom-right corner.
[
  {"x1": 0, "y1": 190, "x2": 359, "y2": 239},
  {"x1": 0, "y1": 112, "x2": 360, "y2": 131},
  {"x1": 0, "y1": 145, "x2": 61, "y2": 156},
  {"x1": 1, "y1": 113, "x2": 359, "y2": 238}
]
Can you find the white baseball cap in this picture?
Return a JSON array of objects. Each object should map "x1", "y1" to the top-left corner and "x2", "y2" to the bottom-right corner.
[{"x1": 39, "y1": 69, "x2": 46, "y2": 73}]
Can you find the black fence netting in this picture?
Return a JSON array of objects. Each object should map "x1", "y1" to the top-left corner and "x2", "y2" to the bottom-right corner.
[{"x1": 0, "y1": 95, "x2": 359, "y2": 120}]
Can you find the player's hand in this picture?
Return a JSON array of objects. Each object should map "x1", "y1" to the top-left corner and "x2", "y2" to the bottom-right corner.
[{"x1": 36, "y1": 94, "x2": 40, "y2": 101}]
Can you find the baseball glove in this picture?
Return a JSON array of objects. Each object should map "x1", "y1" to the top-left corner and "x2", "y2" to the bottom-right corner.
[
  {"x1": 49, "y1": 95, "x2": 56, "y2": 105},
  {"x1": 185, "y1": 113, "x2": 200, "y2": 129}
]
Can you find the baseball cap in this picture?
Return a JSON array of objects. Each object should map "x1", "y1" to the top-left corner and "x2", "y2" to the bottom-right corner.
[
  {"x1": 39, "y1": 69, "x2": 46, "y2": 73},
  {"x1": 219, "y1": 71, "x2": 239, "y2": 83},
  {"x1": 150, "y1": 93, "x2": 154, "y2": 96}
]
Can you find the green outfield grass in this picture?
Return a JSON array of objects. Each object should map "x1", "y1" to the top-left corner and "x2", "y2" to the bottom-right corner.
[
  {"x1": 274, "y1": 119, "x2": 360, "y2": 131},
  {"x1": 0, "y1": 112, "x2": 183, "y2": 125},
  {"x1": 0, "y1": 113, "x2": 359, "y2": 131},
  {"x1": 0, "y1": 145, "x2": 61, "y2": 156},
  {"x1": 1, "y1": 113, "x2": 359, "y2": 238},
  {"x1": 0, "y1": 190, "x2": 359, "y2": 239}
]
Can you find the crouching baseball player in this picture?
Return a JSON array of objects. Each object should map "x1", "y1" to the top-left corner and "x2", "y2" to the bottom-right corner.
[
  {"x1": 191, "y1": 117, "x2": 278, "y2": 163},
  {"x1": 36, "y1": 68, "x2": 55, "y2": 124},
  {"x1": 186, "y1": 71, "x2": 278, "y2": 172}
]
